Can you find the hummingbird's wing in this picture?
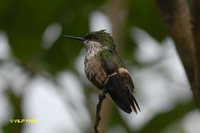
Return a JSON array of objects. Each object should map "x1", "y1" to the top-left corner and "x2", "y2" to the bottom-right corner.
[{"x1": 100, "y1": 49, "x2": 140, "y2": 113}]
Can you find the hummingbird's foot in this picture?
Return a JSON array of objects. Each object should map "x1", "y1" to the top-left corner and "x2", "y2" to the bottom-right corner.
[{"x1": 94, "y1": 90, "x2": 107, "y2": 133}]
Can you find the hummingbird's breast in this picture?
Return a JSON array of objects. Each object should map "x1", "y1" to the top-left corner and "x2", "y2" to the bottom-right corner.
[
  {"x1": 84, "y1": 41, "x2": 107, "y2": 89},
  {"x1": 84, "y1": 56, "x2": 108, "y2": 89}
]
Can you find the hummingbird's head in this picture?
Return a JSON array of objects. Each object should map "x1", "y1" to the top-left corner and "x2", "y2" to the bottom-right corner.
[
  {"x1": 64, "y1": 30, "x2": 115, "y2": 49},
  {"x1": 83, "y1": 30, "x2": 114, "y2": 48}
]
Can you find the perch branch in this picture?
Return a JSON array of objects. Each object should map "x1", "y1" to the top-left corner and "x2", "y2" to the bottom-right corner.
[{"x1": 94, "y1": 90, "x2": 107, "y2": 133}]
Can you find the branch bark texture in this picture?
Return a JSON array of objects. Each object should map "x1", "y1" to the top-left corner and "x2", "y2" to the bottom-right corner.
[
  {"x1": 157, "y1": 0, "x2": 200, "y2": 106},
  {"x1": 193, "y1": 0, "x2": 200, "y2": 107}
]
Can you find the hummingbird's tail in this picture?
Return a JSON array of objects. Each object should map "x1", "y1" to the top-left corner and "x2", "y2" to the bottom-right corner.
[{"x1": 106, "y1": 74, "x2": 140, "y2": 114}]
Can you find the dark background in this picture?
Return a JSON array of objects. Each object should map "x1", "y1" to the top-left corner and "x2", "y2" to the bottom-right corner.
[{"x1": 0, "y1": 0, "x2": 198, "y2": 133}]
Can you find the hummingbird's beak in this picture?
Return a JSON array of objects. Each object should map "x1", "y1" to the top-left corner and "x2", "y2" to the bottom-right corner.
[{"x1": 64, "y1": 35, "x2": 84, "y2": 41}]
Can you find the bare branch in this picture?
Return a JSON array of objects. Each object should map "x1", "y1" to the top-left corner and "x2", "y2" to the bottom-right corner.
[
  {"x1": 192, "y1": 0, "x2": 200, "y2": 106},
  {"x1": 94, "y1": 90, "x2": 106, "y2": 133},
  {"x1": 157, "y1": 0, "x2": 199, "y2": 105}
]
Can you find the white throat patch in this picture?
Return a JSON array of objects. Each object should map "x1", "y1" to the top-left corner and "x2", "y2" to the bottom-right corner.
[{"x1": 85, "y1": 41, "x2": 104, "y2": 60}]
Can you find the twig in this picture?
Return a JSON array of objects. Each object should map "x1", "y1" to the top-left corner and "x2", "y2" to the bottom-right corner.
[{"x1": 94, "y1": 90, "x2": 107, "y2": 133}]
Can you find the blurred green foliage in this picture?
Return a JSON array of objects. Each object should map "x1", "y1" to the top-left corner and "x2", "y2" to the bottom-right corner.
[
  {"x1": 0, "y1": 0, "x2": 197, "y2": 133},
  {"x1": 0, "y1": 0, "x2": 168, "y2": 73}
]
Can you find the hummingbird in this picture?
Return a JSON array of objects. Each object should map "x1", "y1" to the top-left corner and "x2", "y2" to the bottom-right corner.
[{"x1": 64, "y1": 30, "x2": 140, "y2": 113}]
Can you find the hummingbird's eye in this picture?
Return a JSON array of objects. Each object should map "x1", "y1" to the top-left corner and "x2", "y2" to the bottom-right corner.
[
  {"x1": 84, "y1": 35, "x2": 91, "y2": 40},
  {"x1": 84, "y1": 34, "x2": 100, "y2": 42}
]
